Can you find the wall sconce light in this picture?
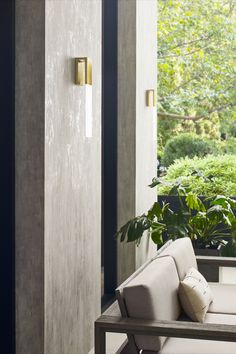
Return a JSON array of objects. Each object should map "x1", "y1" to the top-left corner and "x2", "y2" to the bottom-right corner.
[
  {"x1": 146, "y1": 89, "x2": 156, "y2": 107},
  {"x1": 146, "y1": 89, "x2": 157, "y2": 142},
  {"x1": 75, "y1": 57, "x2": 92, "y2": 85},
  {"x1": 74, "y1": 57, "x2": 93, "y2": 137}
]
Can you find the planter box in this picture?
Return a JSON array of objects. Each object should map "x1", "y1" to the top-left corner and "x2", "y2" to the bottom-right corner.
[
  {"x1": 158, "y1": 195, "x2": 185, "y2": 212},
  {"x1": 194, "y1": 248, "x2": 220, "y2": 282}
]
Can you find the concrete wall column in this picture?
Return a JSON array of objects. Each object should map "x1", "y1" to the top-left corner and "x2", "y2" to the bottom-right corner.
[
  {"x1": 117, "y1": 0, "x2": 157, "y2": 283},
  {"x1": 15, "y1": 1, "x2": 102, "y2": 353},
  {"x1": 45, "y1": 1, "x2": 101, "y2": 353}
]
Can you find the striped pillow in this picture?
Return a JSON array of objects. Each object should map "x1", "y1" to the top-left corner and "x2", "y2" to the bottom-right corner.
[{"x1": 178, "y1": 267, "x2": 213, "y2": 322}]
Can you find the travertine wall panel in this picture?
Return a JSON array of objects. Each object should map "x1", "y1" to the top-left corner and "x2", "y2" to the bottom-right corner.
[
  {"x1": 45, "y1": 1, "x2": 101, "y2": 353},
  {"x1": 136, "y1": 0, "x2": 157, "y2": 268},
  {"x1": 117, "y1": 0, "x2": 137, "y2": 285},
  {"x1": 117, "y1": 0, "x2": 157, "y2": 282},
  {"x1": 15, "y1": 1, "x2": 101, "y2": 353}
]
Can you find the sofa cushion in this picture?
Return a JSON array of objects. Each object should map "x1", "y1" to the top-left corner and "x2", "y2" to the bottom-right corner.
[
  {"x1": 205, "y1": 312, "x2": 236, "y2": 325},
  {"x1": 158, "y1": 313, "x2": 236, "y2": 354},
  {"x1": 160, "y1": 337, "x2": 236, "y2": 354},
  {"x1": 178, "y1": 312, "x2": 236, "y2": 324},
  {"x1": 123, "y1": 256, "x2": 181, "y2": 352},
  {"x1": 160, "y1": 238, "x2": 197, "y2": 280},
  {"x1": 178, "y1": 267, "x2": 213, "y2": 322},
  {"x1": 161, "y1": 313, "x2": 236, "y2": 354},
  {"x1": 208, "y1": 283, "x2": 236, "y2": 314}
]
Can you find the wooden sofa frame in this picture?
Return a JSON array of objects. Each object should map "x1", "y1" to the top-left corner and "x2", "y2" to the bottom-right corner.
[{"x1": 95, "y1": 248, "x2": 236, "y2": 354}]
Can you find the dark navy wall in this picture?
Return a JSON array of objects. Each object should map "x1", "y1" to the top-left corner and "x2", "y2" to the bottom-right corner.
[
  {"x1": 0, "y1": 0, "x2": 15, "y2": 352},
  {"x1": 102, "y1": 0, "x2": 118, "y2": 304}
]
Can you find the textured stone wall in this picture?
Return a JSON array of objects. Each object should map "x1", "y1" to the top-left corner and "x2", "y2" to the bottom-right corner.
[
  {"x1": 135, "y1": 0, "x2": 157, "y2": 268},
  {"x1": 117, "y1": 0, "x2": 157, "y2": 283},
  {"x1": 45, "y1": 1, "x2": 101, "y2": 353},
  {"x1": 117, "y1": 0, "x2": 137, "y2": 285},
  {"x1": 15, "y1": 1, "x2": 101, "y2": 353}
]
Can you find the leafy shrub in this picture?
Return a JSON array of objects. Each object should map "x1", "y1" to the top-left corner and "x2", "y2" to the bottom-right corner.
[
  {"x1": 161, "y1": 133, "x2": 220, "y2": 167},
  {"x1": 220, "y1": 138, "x2": 236, "y2": 155},
  {"x1": 158, "y1": 154, "x2": 236, "y2": 196}
]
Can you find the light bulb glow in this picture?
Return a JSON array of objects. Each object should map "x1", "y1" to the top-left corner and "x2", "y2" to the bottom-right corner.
[{"x1": 85, "y1": 85, "x2": 93, "y2": 138}]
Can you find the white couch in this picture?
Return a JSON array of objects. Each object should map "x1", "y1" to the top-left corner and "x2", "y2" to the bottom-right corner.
[
  {"x1": 121, "y1": 238, "x2": 236, "y2": 353},
  {"x1": 95, "y1": 238, "x2": 236, "y2": 354}
]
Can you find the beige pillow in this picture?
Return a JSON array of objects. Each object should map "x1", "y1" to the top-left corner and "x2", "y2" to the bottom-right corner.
[{"x1": 179, "y1": 267, "x2": 213, "y2": 322}]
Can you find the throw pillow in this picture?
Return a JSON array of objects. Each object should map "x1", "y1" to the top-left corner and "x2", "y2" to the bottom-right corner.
[{"x1": 178, "y1": 267, "x2": 213, "y2": 322}]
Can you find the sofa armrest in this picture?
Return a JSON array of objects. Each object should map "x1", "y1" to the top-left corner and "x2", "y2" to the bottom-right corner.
[
  {"x1": 196, "y1": 255, "x2": 236, "y2": 267},
  {"x1": 95, "y1": 315, "x2": 236, "y2": 353},
  {"x1": 96, "y1": 315, "x2": 236, "y2": 342}
]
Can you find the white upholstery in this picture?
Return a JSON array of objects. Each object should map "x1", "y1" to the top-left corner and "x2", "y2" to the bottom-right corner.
[
  {"x1": 205, "y1": 312, "x2": 236, "y2": 325},
  {"x1": 160, "y1": 337, "x2": 236, "y2": 354},
  {"x1": 160, "y1": 313, "x2": 236, "y2": 354},
  {"x1": 160, "y1": 238, "x2": 197, "y2": 280},
  {"x1": 208, "y1": 283, "x2": 236, "y2": 314},
  {"x1": 119, "y1": 240, "x2": 236, "y2": 353},
  {"x1": 123, "y1": 256, "x2": 181, "y2": 352}
]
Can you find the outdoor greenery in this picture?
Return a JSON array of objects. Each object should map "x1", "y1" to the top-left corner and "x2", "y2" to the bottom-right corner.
[
  {"x1": 220, "y1": 138, "x2": 236, "y2": 155},
  {"x1": 157, "y1": 0, "x2": 236, "y2": 150},
  {"x1": 158, "y1": 154, "x2": 236, "y2": 196},
  {"x1": 162, "y1": 133, "x2": 220, "y2": 167},
  {"x1": 157, "y1": 0, "x2": 236, "y2": 200},
  {"x1": 116, "y1": 182, "x2": 236, "y2": 250},
  {"x1": 117, "y1": 1, "x2": 236, "y2": 255}
]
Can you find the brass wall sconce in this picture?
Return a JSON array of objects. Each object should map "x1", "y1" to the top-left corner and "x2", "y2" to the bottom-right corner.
[
  {"x1": 75, "y1": 57, "x2": 92, "y2": 85},
  {"x1": 146, "y1": 89, "x2": 156, "y2": 107}
]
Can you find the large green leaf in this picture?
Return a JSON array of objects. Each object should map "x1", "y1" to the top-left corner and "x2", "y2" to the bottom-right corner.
[
  {"x1": 186, "y1": 193, "x2": 205, "y2": 211},
  {"x1": 151, "y1": 230, "x2": 163, "y2": 245},
  {"x1": 126, "y1": 216, "x2": 151, "y2": 243},
  {"x1": 147, "y1": 202, "x2": 163, "y2": 219}
]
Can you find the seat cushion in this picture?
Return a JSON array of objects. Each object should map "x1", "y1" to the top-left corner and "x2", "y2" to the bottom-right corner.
[
  {"x1": 160, "y1": 313, "x2": 236, "y2": 354},
  {"x1": 179, "y1": 268, "x2": 213, "y2": 322},
  {"x1": 160, "y1": 337, "x2": 236, "y2": 354},
  {"x1": 208, "y1": 283, "x2": 236, "y2": 314},
  {"x1": 123, "y1": 256, "x2": 181, "y2": 352},
  {"x1": 178, "y1": 312, "x2": 236, "y2": 324},
  {"x1": 160, "y1": 238, "x2": 197, "y2": 280},
  {"x1": 205, "y1": 312, "x2": 236, "y2": 325}
]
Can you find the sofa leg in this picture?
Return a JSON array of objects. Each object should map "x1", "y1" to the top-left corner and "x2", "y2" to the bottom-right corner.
[{"x1": 95, "y1": 325, "x2": 106, "y2": 354}]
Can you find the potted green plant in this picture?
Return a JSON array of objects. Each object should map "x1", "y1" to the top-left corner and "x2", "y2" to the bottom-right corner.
[{"x1": 116, "y1": 178, "x2": 236, "y2": 259}]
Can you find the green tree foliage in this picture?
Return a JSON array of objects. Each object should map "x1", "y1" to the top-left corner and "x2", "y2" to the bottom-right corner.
[
  {"x1": 158, "y1": 154, "x2": 236, "y2": 196},
  {"x1": 157, "y1": 0, "x2": 236, "y2": 147},
  {"x1": 162, "y1": 133, "x2": 220, "y2": 166},
  {"x1": 220, "y1": 138, "x2": 236, "y2": 155}
]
